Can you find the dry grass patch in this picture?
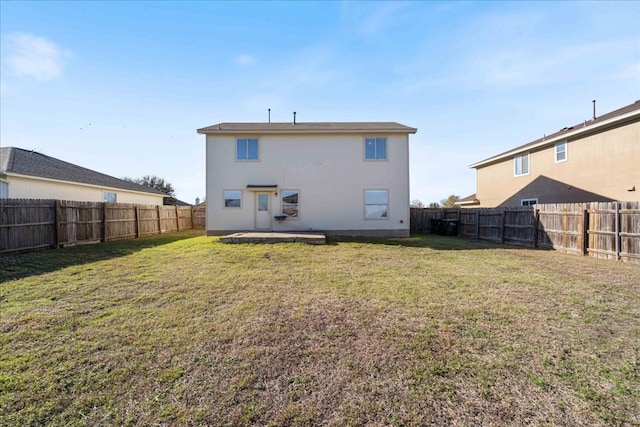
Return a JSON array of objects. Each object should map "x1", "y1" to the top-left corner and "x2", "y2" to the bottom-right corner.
[{"x1": 1, "y1": 231, "x2": 639, "y2": 425}]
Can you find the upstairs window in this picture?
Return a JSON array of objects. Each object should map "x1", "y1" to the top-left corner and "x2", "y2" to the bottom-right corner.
[
  {"x1": 281, "y1": 190, "x2": 299, "y2": 218},
  {"x1": 555, "y1": 141, "x2": 567, "y2": 163},
  {"x1": 514, "y1": 153, "x2": 530, "y2": 176},
  {"x1": 365, "y1": 189, "x2": 388, "y2": 219},
  {"x1": 365, "y1": 137, "x2": 387, "y2": 160},
  {"x1": 236, "y1": 138, "x2": 259, "y2": 161},
  {"x1": 521, "y1": 198, "x2": 538, "y2": 206}
]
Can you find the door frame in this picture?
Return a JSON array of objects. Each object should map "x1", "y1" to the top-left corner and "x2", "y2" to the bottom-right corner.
[{"x1": 254, "y1": 192, "x2": 272, "y2": 230}]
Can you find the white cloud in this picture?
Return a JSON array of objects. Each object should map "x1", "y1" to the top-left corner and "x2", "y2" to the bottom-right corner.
[
  {"x1": 340, "y1": 1, "x2": 407, "y2": 38},
  {"x1": 234, "y1": 54, "x2": 257, "y2": 66},
  {"x1": 4, "y1": 33, "x2": 72, "y2": 81}
]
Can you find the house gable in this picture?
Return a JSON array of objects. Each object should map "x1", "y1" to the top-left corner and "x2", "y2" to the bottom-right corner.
[{"x1": 469, "y1": 101, "x2": 640, "y2": 207}]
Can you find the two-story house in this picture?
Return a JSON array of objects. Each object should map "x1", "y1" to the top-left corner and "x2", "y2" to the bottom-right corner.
[
  {"x1": 466, "y1": 100, "x2": 640, "y2": 207},
  {"x1": 197, "y1": 120, "x2": 417, "y2": 237}
]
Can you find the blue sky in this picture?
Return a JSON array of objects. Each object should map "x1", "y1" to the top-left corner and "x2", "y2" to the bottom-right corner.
[{"x1": 1, "y1": 1, "x2": 639, "y2": 205}]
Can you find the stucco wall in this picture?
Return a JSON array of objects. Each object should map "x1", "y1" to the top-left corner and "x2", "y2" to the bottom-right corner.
[
  {"x1": 476, "y1": 120, "x2": 640, "y2": 207},
  {"x1": 206, "y1": 133, "x2": 410, "y2": 235},
  {"x1": 7, "y1": 175, "x2": 165, "y2": 205}
]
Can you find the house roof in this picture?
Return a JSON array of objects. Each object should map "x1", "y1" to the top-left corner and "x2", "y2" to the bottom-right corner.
[
  {"x1": 0, "y1": 147, "x2": 166, "y2": 196},
  {"x1": 455, "y1": 193, "x2": 480, "y2": 206},
  {"x1": 470, "y1": 100, "x2": 640, "y2": 169},
  {"x1": 197, "y1": 122, "x2": 417, "y2": 135}
]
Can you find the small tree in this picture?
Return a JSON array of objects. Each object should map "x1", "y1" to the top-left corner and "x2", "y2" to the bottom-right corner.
[
  {"x1": 427, "y1": 202, "x2": 441, "y2": 208},
  {"x1": 124, "y1": 175, "x2": 177, "y2": 205},
  {"x1": 440, "y1": 195, "x2": 460, "y2": 208},
  {"x1": 411, "y1": 199, "x2": 425, "y2": 208}
]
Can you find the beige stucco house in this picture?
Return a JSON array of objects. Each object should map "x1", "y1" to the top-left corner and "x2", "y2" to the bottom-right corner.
[
  {"x1": 466, "y1": 101, "x2": 640, "y2": 207},
  {"x1": 197, "y1": 120, "x2": 417, "y2": 237},
  {"x1": 0, "y1": 147, "x2": 166, "y2": 204}
]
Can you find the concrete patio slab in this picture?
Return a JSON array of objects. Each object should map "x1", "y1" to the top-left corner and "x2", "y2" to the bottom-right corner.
[{"x1": 219, "y1": 232, "x2": 326, "y2": 245}]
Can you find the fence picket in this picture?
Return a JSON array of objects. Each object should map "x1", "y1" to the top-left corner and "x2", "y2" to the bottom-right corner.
[
  {"x1": 1, "y1": 199, "x2": 206, "y2": 253},
  {"x1": 410, "y1": 202, "x2": 640, "y2": 263}
]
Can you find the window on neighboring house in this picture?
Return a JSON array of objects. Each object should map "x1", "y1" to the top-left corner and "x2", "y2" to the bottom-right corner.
[
  {"x1": 223, "y1": 190, "x2": 242, "y2": 208},
  {"x1": 555, "y1": 141, "x2": 567, "y2": 163},
  {"x1": 365, "y1": 189, "x2": 388, "y2": 219},
  {"x1": 365, "y1": 137, "x2": 387, "y2": 160},
  {"x1": 281, "y1": 190, "x2": 299, "y2": 218},
  {"x1": 103, "y1": 191, "x2": 117, "y2": 203},
  {"x1": 521, "y1": 198, "x2": 538, "y2": 206},
  {"x1": 514, "y1": 153, "x2": 530, "y2": 176},
  {"x1": 236, "y1": 138, "x2": 259, "y2": 161},
  {"x1": 0, "y1": 179, "x2": 8, "y2": 199}
]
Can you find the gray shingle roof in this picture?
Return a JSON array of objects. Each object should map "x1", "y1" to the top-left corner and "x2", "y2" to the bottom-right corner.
[
  {"x1": 471, "y1": 100, "x2": 640, "y2": 168},
  {"x1": 0, "y1": 147, "x2": 166, "y2": 196},
  {"x1": 197, "y1": 122, "x2": 417, "y2": 134}
]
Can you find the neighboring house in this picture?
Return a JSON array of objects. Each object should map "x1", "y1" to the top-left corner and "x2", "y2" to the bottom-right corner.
[
  {"x1": 0, "y1": 147, "x2": 166, "y2": 204},
  {"x1": 197, "y1": 120, "x2": 417, "y2": 237},
  {"x1": 466, "y1": 101, "x2": 640, "y2": 207}
]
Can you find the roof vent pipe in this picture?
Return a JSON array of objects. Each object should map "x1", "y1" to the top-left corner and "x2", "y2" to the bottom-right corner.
[
  {"x1": 592, "y1": 99, "x2": 596, "y2": 120},
  {"x1": 293, "y1": 111, "x2": 297, "y2": 125},
  {"x1": 268, "y1": 108, "x2": 271, "y2": 123}
]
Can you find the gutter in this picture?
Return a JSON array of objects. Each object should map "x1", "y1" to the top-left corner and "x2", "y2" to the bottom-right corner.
[{"x1": 469, "y1": 108, "x2": 640, "y2": 169}]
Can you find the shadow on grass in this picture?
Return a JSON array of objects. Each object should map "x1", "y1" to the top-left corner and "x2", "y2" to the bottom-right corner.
[
  {"x1": 0, "y1": 230, "x2": 204, "y2": 282},
  {"x1": 330, "y1": 233, "x2": 529, "y2": 251}
]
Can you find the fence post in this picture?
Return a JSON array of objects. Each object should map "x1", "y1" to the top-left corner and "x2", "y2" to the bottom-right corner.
[
  {"x1": 157, "y1": 205, "x2": 162, "y2": 234},
  {"x1": 191, "y1": 206, "x2": 195, "y2": 230},
  {"x1": 615, "y1": 202, "x2": 620, "y2": 260},
  {"x1": 475, "y1": 210, "x2": 480, "y2": 239},
  {"x1": 501, "y1": 210, "x2": 507, "y2": 243},
  {"x1": 54, "y1": 200, "x2": 62, "y2": 248},
  {"x1": 135, "y1": 205, "x2": 140, "y2": 238},
  {"x1": 582, "y1": 208, "x2": 589, "y2": 256},
  {"x1": 175, "y1": 205, "x2": 180, "y2": 232},
  {"x1": 533, "y1": 209, "x2": 539, "y2": 248},
  {"x1": 102, "y1": 203, "x2": 108, "y2": 242}
]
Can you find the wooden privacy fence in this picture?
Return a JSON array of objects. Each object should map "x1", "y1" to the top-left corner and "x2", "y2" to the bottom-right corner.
[
  {"x1": 1, "y1": 199, "x2": 206, "y2": 253},
  {"x1": 410, "y1": 202, "x2": 640, "y2": 263}
]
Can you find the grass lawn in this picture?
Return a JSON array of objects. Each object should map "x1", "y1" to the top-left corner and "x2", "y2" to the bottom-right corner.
[{"x1": 1, "y1": 230, "x2": 639, "y2": 426}]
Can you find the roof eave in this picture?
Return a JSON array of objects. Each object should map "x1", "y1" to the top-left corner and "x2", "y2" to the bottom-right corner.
[
  {"x1": 469, "y1": 108, "x2": 640, "y2": 169},
  {"x1": 197, "y1": 124, "x2": 417, "y2": 135},
  {"x1": 455, "y1": 200, "x2": 480, "y2": 206},
  {"x1": 198, "y1": 129, "x2": 417, "y2": 135}
]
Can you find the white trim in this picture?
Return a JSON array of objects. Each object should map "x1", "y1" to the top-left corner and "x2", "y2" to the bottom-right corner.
[
  {"x1": 470, "y1": 108, "x2": 640, "y2": 168},
  {"x1": 364, "y1": 188, "x2": 389, "y2": 220},
  {"x1": 223, "y1": 189, "x2": 243, "y2": 209},
  {"x1": 363, "y1": 136, "x2": 389, "y2": 161},
  {"x1": 555, "y1": 141, "x2": 568, "y2": 163},
  {"x1": 235, "y1": 137, "x2": 260, "y2": 162},
  {"x1": 514, "y1": 152, "x2": 530, "y2": 177},
  {"x1": 103, "y1": 191, "x2": 117, "y2": 203},
  {"x1": 455, "y1": 199, "x2": 480, "y2": 206},
  {"x1": 0, "y1": 177, "x2": 8, "y2": 199},
  {"x1": 254, "y1": 192, "x2": 272, "y2": 230}
]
